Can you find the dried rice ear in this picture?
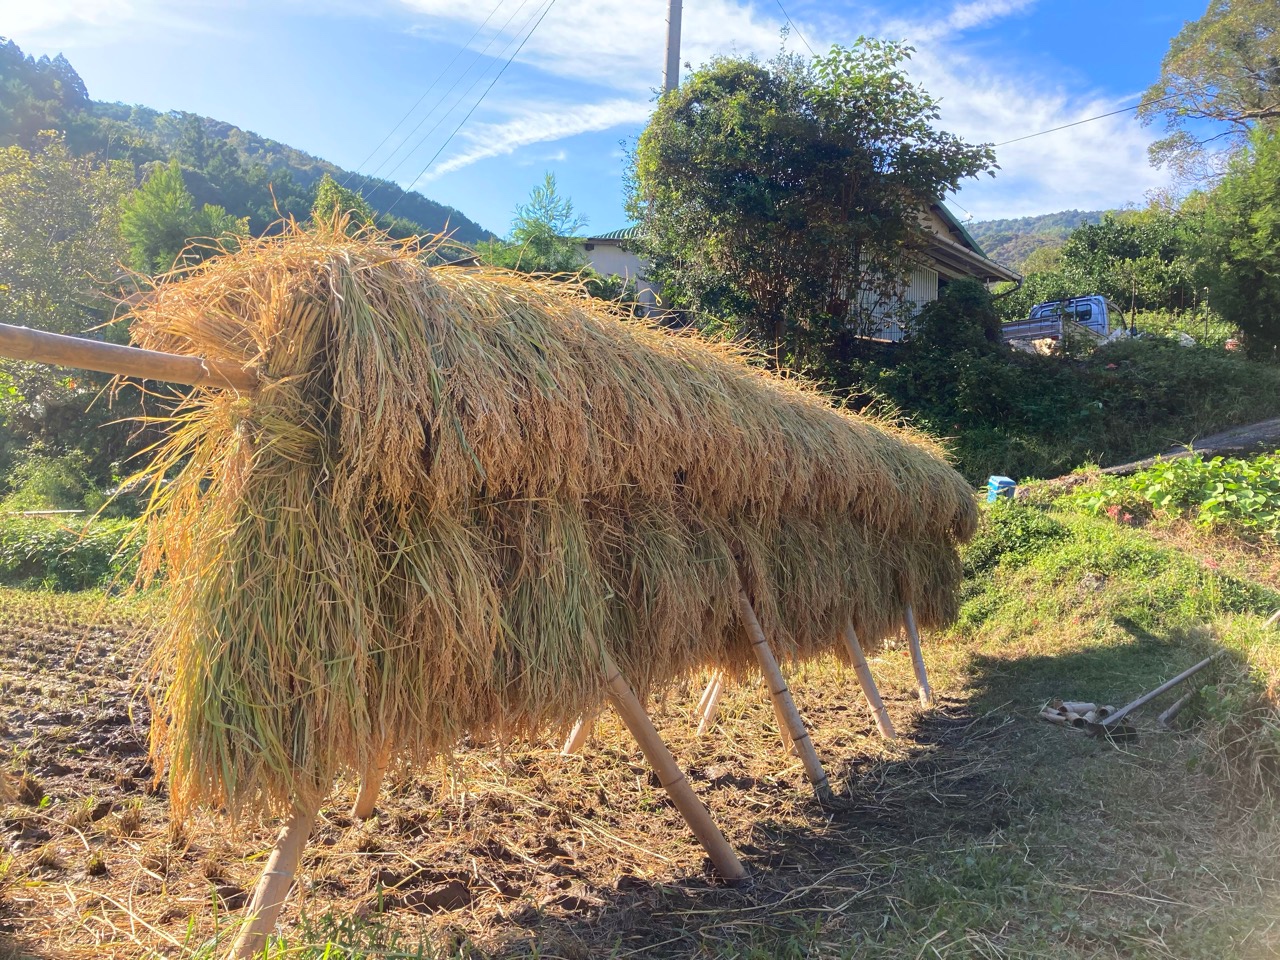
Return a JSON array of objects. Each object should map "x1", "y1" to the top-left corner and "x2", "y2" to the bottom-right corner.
[{"x1": 124, "y1": 221, "x2": 976, "y2": 820}]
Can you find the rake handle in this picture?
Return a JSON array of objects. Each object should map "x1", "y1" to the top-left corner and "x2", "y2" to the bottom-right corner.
[{"x1": 0, "y1": 321, "x2": 258, "y2": 393}]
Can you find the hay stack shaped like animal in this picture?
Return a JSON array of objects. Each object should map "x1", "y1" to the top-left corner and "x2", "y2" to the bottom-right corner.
[{"x1": 128, "y1": 227, "x2": 978, "y2": 819}]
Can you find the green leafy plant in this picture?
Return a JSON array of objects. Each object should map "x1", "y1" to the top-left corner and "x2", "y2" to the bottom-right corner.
[
  {"x1": 0, "y1": 516, "x2": 137, "y2": 590},
  {"x1": 1078, "y1": 451, "x2": 1280, "y2": 535}
]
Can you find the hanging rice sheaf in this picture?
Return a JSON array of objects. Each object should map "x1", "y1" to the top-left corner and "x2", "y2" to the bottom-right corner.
[{"x1": 124, "y1": 223, "x2": 978, "y2": 820}]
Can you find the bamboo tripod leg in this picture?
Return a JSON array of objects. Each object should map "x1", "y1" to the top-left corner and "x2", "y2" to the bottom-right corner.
[
  {"x1": 228, "y1": 801, "x2": 319, "y2": 960},
  {"x1": 561, "y1": 709, "x2": 599, "y2": 755},
  {"x1": 842, "y1": 622, "x2": 897, "y2": 740},
  {"x1": 602, "y1": 652, "x2": 748, "y2": 884},
  {"x1": 737, "y1": 590, "x2": 831, "y2": 799},
  {"x1": 769, "y1": 691, "x2": 796, "y2": 752},
  {"x1": 352, "y1": 740, "x2": 392, "y2": 820},
  {"x1": 695, "y1": 672, "x2": 720, "y2": 717},
  {"x1": 696, "y1": 673, "x2": 726, "y2": 737},
  {"x1": 903, "y1": 603, "x2": 934, "y2": 707}
]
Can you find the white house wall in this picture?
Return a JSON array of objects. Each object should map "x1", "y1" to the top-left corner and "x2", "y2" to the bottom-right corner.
[{"x1": 578, "y1": 243, "x2": 661, "y2": 311}]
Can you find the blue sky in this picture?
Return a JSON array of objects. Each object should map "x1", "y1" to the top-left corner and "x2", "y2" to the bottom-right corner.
[{"x1": 4, "y1": 0, "x2": 1206, "y2": 237}]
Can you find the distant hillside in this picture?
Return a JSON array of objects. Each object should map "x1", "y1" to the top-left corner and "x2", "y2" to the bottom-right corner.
[
  {"x1": 0, "y1": 39, "x2": 492, "y2": 243},
  {"x1": 968, "y1": 209, "x2": 1110, "y2": 270}
]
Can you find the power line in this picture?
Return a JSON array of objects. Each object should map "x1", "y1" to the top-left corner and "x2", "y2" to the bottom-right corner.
[
  {"x1": 363, "y1": 0, "x2": 541, "y2": 200},
  {"x1": 773, "y1": 0, "x2": 815, "y2": 56},
  {"x1": 340, "y1": 0, "x2": 511, "y2": 191},
  {"x1": 384, "y1": 0, "x2": 559, "y2": 216},
  {"x1": 992, "y1": 92, "x2": 1179, "y2": 147}
]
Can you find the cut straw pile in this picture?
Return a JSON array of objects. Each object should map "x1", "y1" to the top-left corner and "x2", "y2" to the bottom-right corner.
[{"x1": 125, "y1": 224, "x2": 978, "y2": 819}]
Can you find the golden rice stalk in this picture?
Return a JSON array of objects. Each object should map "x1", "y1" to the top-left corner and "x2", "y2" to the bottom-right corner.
[{"x1": 126, "y1": 221, "x2": 978, "y2": 819}]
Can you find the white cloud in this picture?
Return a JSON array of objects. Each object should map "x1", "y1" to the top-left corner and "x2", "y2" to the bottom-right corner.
[
  {"x1": 396, "y1": 0, "x2": 794, "y2": 93},
  {"x1": 419, "y1": 98, "x2": 650, "y2": 181},
  {"x1": 0, "y1": 0, "x2": 223, "y2": 47}
]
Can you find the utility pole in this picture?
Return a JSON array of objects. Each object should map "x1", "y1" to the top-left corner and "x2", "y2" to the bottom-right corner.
[{"x1": 663, "y1": 0, "x2": 682, "y2": 94}]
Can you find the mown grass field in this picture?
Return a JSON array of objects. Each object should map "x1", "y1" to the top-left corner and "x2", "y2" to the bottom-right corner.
[{"x1": 2, "y1": 495, "x2": 1279, "y2": 959}]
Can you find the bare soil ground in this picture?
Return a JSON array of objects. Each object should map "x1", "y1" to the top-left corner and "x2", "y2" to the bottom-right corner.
[{"x1": 2, "y1": 589, "x2": 1279, "y2": 959}]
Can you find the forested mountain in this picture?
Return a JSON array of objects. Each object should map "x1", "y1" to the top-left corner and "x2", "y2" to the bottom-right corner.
[
  {"x1": 0, "y1": 39, "x2": 492, "y2": 242},
  {"x1": 968, "y1": 209, "x2": 1110, "y2": 269}
]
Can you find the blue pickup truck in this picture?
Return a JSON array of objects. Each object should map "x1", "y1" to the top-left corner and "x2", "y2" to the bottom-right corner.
[{"x1": 1001, "y1": 295, "x2": 1129, "y2": 344}]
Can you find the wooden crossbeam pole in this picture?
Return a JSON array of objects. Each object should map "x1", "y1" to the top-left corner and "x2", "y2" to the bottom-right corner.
[
  {"x1": 903, "y1": 603, "x2": 934, "y2": 707},
  {"x1": 227, "y1": 801, "x2": 320, "y2": 960},
  {"x1": 842, "y1": 622, "x2": 897, "y2": 740},
  {"x1": 601, "y1": 651, "x2": 748, "y2": 883},
  {"x1": 0, "y1": 321, "x2": 258, "y2": 393},
  {"x1": 736, "y1": 589, "x2": 831, "y2": 800},
  {"x1": 561, "y1": 709, "x2": 599, "y2": 755}
]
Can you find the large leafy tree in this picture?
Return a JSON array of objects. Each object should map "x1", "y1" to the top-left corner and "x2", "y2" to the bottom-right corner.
[
  {"x1": 628, "y1": 41, "x2": 995, "y2": 368},
  {"x1": 120, "y1": 158, "x2": 247, "y2": 273},
  {"x1": 1139, "y1": 0, "x2": 1280, "y2": 180},
  {"x1": 0, "y1": 133, "x2": 137, "y2": 479},
  {"x1": 1202, "y1": 127, "x2": 1280, "y2": 355}
]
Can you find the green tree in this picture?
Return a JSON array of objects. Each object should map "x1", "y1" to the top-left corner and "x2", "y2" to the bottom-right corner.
[
  {"x1": 120, "y1": 158, "x2": 246, "y2": 272},
  {"x1": 1202, "y1": 126, "x2": 1280, "y2": 355},
  {"x1": 628, "y1": 41, "x2": 995, "y2": 369},
  {"x1": 480, "y1": 173, "x2": 586, "y2": 274},
  {"x1": 1139, "y1": 0, "x2": 1280, "y2": 180},
  {"x1": 310, "y1": 172, "x2": 375, "y2": 229},
  {"x1": 0, "y1": 132, "x2": 137, "y2": 481}
]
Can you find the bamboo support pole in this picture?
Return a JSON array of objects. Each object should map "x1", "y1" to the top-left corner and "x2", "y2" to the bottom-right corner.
[
  {"x1": 769, "y1": 691, "x2": 796, "y2": 752},
  {"x1": 695, "y1": 673, "x2": 725, "y2": 737},
  {"x1": 695, "y1": 672, "x2": 720, "y2": 717},
  {"x1": 601, "y1": 651, "x2": 748, "y2": 884},
  {"x1": 228, "y1": 801, "x2": 319, "y2": 960},
  {"x1": 903, "y1": 603, "x2": 933, "y2": 707},
  {"x1": 1103, "y1": 651, "x2": 1225, "y2": 728},
  {"x1": 0, "y1": 321, "x2": 258, "y2": 393},
  {"x1": 1158, "y1": 688, "x2": 1198, "y2": 728},
  {"x1": 736, "y1": 589, "x2": 831, "y2": 800},
  {"x1": 560, "y1": 710, "x2": 599, "y2": 755},
  {"x1": 352, "y1": 740, "x2": 392, "y2": 820},
  {"x1": 841, "y1": 622, "x2": 897, "y2": 740}
]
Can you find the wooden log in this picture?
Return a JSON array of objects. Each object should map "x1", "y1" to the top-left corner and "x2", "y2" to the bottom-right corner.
[
  {"x1": 695, "y1": 673, "x2": 725, "y2": 737},
  {"x1": 903, "y1": 603, "x2": 934, "y2": 707},
  {"x1": 1102, "y1": 651, "x2": 1226, "y2": 728},
  {"x1": 0, "y1": 321, "x2": 258, "y2": 393},
  {"x1": 352, "y1": 740, "x2": 392, "y2": 820},
  {"x1": 601, "y1": 651, "x2": 748, "y2": 884},
  {"x1": 1060, "y1": 701, "x2": 1098, "y2": 715},
  {"x1": 1264, "y1": 609, "x2": 1280, "y2": 629},
  {"x1": 227, "y1": 801, "x2": 319, "y2": 960},
  {"x1": 736, "y1": 589, "x2": 832, "y2": 800},
  {"x1": 560, "y1": 710, "x2": 598, "y2": 756},
  {"x1": 841, "y1": 622, "x2": 897, "y2": 740}
]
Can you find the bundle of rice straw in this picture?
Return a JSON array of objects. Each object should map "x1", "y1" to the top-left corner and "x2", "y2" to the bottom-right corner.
[{"x1": 126, "y1": 223, "x2": 978, "y2": 819}]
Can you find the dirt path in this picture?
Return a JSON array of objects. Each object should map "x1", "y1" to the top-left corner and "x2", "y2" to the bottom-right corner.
[{"x1": 1102, "y1": 415, "x2": 1280, "y2": 475}]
